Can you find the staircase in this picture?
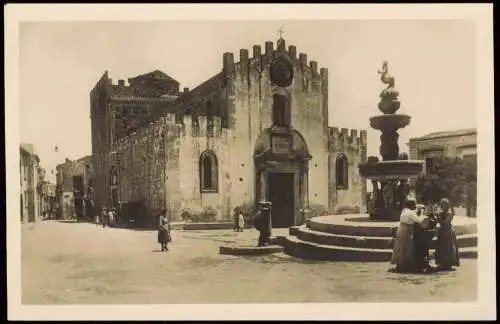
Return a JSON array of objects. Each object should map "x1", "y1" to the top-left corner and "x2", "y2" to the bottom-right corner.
[{"x1": 279, "y1": 215, "x2": 478, "y2": 262}]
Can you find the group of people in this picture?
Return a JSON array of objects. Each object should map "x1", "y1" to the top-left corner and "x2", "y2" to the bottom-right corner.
[
  {"x1": 391, "y1": 197, "x2": 460, "y2": 274},
  {"x1": 95, "y1": 207, "x2": 118, "y2": 228},
  {"x1": 155, "y1": 202, "x2": 272, "y2": 252}
]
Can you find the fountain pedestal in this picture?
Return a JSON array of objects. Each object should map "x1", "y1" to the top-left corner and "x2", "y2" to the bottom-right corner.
[{"x1": 358, "y1": 61, "x2": 424, "y2": 221}]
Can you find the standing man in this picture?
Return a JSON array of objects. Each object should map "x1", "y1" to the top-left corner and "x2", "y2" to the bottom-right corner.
[
  {"x1": 108, "y1": 208, "x2": 115, "y2": 227},
  {"x1": 101, "y1": 207, "x2": 108, "y2": 228},
  {"x1": 252, "y1": 200, "x2": 272, "y2": 247}
]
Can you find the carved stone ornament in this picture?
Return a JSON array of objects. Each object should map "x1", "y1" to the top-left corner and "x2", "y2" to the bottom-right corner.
[{"x1": 270, "y1": 56, "x2": 294, "y2": 87}]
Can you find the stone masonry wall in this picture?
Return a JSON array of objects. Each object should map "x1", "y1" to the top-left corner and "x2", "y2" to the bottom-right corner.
[
  {"x1": 177, "y1": 115, "x2": 231, "y2": 221},
  {"x1": 221, "y1": 39, "x2": 366, "y2": 212},
  {"x1": 328, "y1": 127, "x2": 368, "y2": 212},
  {"x1": 112, "y1": 115, "x2": 176, "y2": 215},
  {"x1": 90, "y1": 71, "x2": 112, "y2": 212},
  {"x1": 111, "y1": 113, "x2": 229, "y2": 222},
  {"x1": 93, "y1": 39, "x2": 368, "y2": 222}
]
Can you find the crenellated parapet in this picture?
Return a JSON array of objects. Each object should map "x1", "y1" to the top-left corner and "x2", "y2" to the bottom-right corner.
[
  {"x1": 111, "y1": 111, "x2": 226, "y2": 154},
  {"x1": 179, "y1": 114, "x2": 224, "y2": 139},
  {"x1": 111, "y1": 113, "x2": 179, "y2": 153},
  {"x1": 223, "y1": 38, "x2": 327, "y2": 92},
  {"x1": 328, "y1": 126, "x2": 368, "y2": 153}
]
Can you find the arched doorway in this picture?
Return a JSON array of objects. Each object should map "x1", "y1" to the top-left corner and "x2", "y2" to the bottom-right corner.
[{"x1": 253, "y1": 127, "x2": 311, "y2": 228}]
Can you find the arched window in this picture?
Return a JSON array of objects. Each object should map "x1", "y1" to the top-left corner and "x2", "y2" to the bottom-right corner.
[
  {"x1": 336, "y1": 154, "x2": 349, "y2": 189},
  {"x1": 199, "y1": 150, "x2": 218, "y2": 192}
]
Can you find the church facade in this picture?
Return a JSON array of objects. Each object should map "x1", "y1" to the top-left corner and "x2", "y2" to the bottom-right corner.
[{"x1": 90, "y1": 37, "x2": 367, "y2": 226}]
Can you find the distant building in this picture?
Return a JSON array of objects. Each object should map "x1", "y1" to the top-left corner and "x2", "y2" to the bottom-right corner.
[
  {"x1": 55, "y1": 156, "x2": 93, "y2": 220},
  {"x1": 20, "y1": 143, "x2": 41, "y2": 223},
  {"x1": 408, "y1": 128, "x2": 477, "y2": 216},
  {"x1": 408, "y1": 128, "x2": 477, "y2": 174},
  {"x1": 40, "y1": 181, "x2": 57, "y2": 219}
]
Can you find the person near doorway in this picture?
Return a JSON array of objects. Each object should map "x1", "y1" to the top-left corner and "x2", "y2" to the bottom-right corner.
[
  {"x1": 233, "y1": 208, "x2": 245, "y2": 232},
  {"x1": 95, "y1": 210, "x2": 100, "y2": 227},
  {"x1": 252, "y1": 200, "x2": 272, "y2": 247},
  {"x1": 157, "y1": 209, "x2": 171, "y2": 252},
  {"x1": 435, "y1": 198, "x2": 460, "y2": 271},
  {"x1": 101, "y1": 207, "x2": 108, "y2": 228},
  {"x1": 108, "y1": 208, "x2": 115, "y2": 227}
]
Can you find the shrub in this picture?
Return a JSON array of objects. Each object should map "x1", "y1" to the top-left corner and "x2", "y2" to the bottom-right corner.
[
  {"x1": 200, "y1": 206, "x2": 217, "y2": 222},
  {"x1": 180, "y1": 205, "x2": 218, "y2": 223},
  {"x1": 180, "y1": 204, "x2": 203, "y2": 223},
  {"x1": 303, "y1": 203, "x2": 330, "y2": 218},
  {"x1": 333, "y1": 204, "x2": 361, "y2": 215}
]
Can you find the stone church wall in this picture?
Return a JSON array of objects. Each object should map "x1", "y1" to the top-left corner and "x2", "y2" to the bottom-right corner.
[
  {"x1": 221, "y1": 39, "x2": 366, "y2": 214},
  {"x1": 328, "y1": 127, "x2": 368, "y2": 212},
  {"x1": 111, "y1": 113, "x2": 231, "y2": 222},
  {"x1": 93, "y1": 38, "x2": 368, "y2": 224}
]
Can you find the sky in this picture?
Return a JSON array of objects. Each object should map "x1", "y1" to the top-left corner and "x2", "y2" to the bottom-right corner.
[{"x1": 19, "y1": 20, "x2": 477, "y2": 183}]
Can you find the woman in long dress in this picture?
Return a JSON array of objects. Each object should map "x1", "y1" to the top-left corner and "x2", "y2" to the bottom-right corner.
[
  {"x1": 390, "y1": 199, "x2": 428, "y2": 273},
  {"x1": 158, "y1": 209, "x2": 171, "y2": 252},
  {"x1": 435, "y1": 198, "x2": 460, "y2": 271}
]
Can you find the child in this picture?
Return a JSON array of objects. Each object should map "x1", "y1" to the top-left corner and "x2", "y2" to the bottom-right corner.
[{"x1": 237, "y1": 209, "x2": 245, "y2": 232}]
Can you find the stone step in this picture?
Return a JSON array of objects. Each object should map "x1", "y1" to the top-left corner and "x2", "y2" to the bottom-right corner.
[
  {"x1": 307, "y1": 218, "x2": 477, "y2": 237},
  {"x1": 295, "y1": 226, "x2": 478, "y2": 250},
  {"x1": 297, "y1": 227, "x2": 394, "y2": 249},
  {"x1": 283, "y1": 235, "x2": 392, "y2": 262},
  {"x1": 219, "y1": 244, "x2": 284, "y2": 256},
  {"x1": 282, "y1": 236, "x2": 478, "y2": 262},
  {"x1": 307, "y1": 219, "x2": 397, "y2": 237}
]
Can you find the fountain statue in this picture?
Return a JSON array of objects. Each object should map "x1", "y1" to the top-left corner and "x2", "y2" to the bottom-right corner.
[{"x1": 358, "y1": 61, "x2": 424, "y2": 221}]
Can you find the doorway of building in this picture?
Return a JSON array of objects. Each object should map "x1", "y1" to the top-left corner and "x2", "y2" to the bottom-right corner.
[
  {"x1": 111, "y1": 188, "x2": 118, "y2": 209},
  {"x1": 74, "y1": 198, "x2": 84, "y2": 221},
  {"x1": 268, "y1": 172, "x2": 295, "y2": 228}
]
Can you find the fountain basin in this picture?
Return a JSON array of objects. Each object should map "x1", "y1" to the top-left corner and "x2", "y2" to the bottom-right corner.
[
  {"x1": 359, "y1": 160, "x2": 424, "y2": 180},
  {"x1": 369, "y1": 114, "x2": 411, "y2": 131}
]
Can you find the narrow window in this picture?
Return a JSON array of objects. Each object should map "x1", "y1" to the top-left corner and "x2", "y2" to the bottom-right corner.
[
  {"x1": 272, "y1": 94, "x2": 288, "y2": 126},
  {"x1": 200, "y1": 150, "x2": 218, "y2": 192},
  {"x1": 336, "y1": 154, "x2": 349, "y2": 189},
  {"x1": 425, "y1": 157, "x2": 435, "y2": 174}
]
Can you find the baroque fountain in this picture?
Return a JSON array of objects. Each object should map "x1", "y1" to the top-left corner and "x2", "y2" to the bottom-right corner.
[
  {"x1": 358, "y1": 61, "x2": 424, "y2": 221},
  {"x1": 279, "y1": 61, "x2": 477, "y2": 261}
]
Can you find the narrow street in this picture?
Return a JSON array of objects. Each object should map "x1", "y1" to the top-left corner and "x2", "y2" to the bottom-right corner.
[{"x1": 22, "y1": 220, "x2": 477, "y2": 304}]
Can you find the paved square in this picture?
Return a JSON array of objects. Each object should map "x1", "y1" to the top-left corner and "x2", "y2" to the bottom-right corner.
[{"x1": 22, "y1": 221, "x2": 477, "y2": 304}]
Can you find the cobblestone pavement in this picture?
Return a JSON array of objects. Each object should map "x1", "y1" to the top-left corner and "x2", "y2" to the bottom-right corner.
[{"x1": 21, "y1": 221, "x2": 477, "y2": 304}]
